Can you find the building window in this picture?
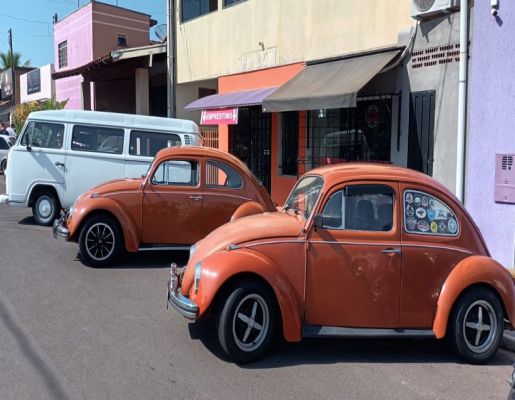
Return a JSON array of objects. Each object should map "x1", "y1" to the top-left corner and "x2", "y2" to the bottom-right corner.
[
  {"x1": 58, "y1": 41, "x2": 68, "y2": 69},
  {"x1": 181, "y1": 0, "x2": 218, "y2": 22},
  {"x1": 223, "y1": 0, "x2": 246, "y2": 7},
  {"x1": 280, "y1": 112, "x2": 299, "y2": 176},
  {"x1": 117, "y1": 35, "x2": 128, "y2": 48},
  {"x1": 304, "y1": 96, "x2": 393, "y2": 172}
]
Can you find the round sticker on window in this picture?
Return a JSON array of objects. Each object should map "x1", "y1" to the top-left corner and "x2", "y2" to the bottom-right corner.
[
  {"x1": 415, "y1": 207, "x2": 426, "y2": 219},
  {"x1": 417, "y1": 221, "x2": 430, "y2": 232},
  {"x1": 406, "y1": 205, "x2": 415, "y2": 217},
  {"x1": 407, "y1": 216, "x2": 417, "y2": 230},
  {"x1": 406, "y1": 193, "x2": 414, "y2": 204},
  {"x1": 422, "y1": 196, "x2": 429, "y2": 207},
  {"x1": 431, "y1": 221, "x2": 438, "y2": 233},
  {"x1": 427, "y1": 208, "x2": 436, "y2": 221},
  {"x1": 448, "y1": 218, "x2": 458, "y2": 234},
  {"x1": 414, "y1": 196, "x2": 421, "y2": 206}
]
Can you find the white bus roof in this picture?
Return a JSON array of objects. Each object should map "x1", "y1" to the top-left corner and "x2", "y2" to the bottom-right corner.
[{"x1": 28, "y1": 110, "x2": 200, "y2": 136}]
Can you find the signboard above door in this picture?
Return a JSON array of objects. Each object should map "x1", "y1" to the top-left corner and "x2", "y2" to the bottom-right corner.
[{"x1": 201, "y1": 108, "x2": 239, "y2": 125}]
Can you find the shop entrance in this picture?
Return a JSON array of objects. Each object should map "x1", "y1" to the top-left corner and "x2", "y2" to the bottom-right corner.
[{"x1": 229, "y1": 106, "x2": 272, "y2": 192}]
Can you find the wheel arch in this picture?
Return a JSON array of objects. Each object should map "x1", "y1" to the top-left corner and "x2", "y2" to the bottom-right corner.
[
  {"x1": 433, "y1": 255, "x2": 515, "y2": 338},
  {"x1": 69, "y1": 199, "x2": 139, "y2": 252},
  {"x1": 195, "y1": 249, "x2": 303, "y2": 343},
  {"x1": 28, "y1": 184, "x2": 62, "y2": 209}
]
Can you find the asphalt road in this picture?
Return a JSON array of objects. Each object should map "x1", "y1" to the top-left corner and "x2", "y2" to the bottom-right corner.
[{"x1": 0, "y1": 175, "x2": 513, "y2": 400}]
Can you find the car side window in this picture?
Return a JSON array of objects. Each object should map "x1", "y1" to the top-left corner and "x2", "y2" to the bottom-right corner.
[
  {"x1": 0, "y1": 138, "x2": 9, "y2": 149},
  {"x1": 152, "y1": 160, "x2": 199, "y2": 186},
  {"x1": 71, "y1": 125, "x2": 124, "y2": 154},
  {"x1": 206, "y1": 160, "x2": 243, "y2": 189},
  {"x1": 404, "y1": 190, "x2": 459, "y2": 236},
  {"x1": 322, "y1": 185, "x2": 394, "y2": 232},
  {"x1": 129, "y1": 130, "x2": 182, "y2": 157},
  {"x1": 23, "y1": 121, "x2": 64, "y2": 149}
]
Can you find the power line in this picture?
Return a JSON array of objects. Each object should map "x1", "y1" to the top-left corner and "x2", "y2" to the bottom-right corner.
[{"x1": 0, "y1": 12, "x2": 51, "y2": 25}]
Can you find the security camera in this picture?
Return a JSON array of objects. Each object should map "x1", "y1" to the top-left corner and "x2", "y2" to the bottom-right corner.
[
  {"x1": 491, "y1": 8, "x2": 498, "y2": 16},
  {"x1": 491, "y1": 0, "x2": 499, "y2": 16}
]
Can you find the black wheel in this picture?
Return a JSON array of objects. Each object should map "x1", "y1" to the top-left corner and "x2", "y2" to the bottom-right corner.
[
  {"x1": 32, "y1": 192, "x2": 60, "y2": 226},
  {"x1": 78, "y1": 215, "x2": 122, "y2": 267},
  {"x1": 448, "y1": 287, "x2": 504, "y2": 364},
  {"x1": 0, "y1": 159, "x2": 6, "y2": 174},
  {"x1": 217, "y1": 281, "x2": 277, "y2": 364}
]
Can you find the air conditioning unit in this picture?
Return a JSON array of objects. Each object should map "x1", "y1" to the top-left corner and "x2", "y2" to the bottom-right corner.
[{"x1": 411, "y1": 0, "x2": 460, "y2": 20}]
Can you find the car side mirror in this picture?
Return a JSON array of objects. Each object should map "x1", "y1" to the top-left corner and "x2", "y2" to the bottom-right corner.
[{"x1": 313, "y1": 214, "x2": 324, "y2": 230}]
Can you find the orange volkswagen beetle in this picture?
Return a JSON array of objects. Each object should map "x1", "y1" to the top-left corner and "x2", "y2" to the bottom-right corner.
[
  {"x1": 168, "y1": 163, "x2": 515, "y2": 364},
  {"x1": 53, "y1": 147, "x2": 275, "y2": 266}
]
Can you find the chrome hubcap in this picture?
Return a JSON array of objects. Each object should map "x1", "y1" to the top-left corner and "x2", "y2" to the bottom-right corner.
[
  {"x1": 232, "y1": 294, "x2": 269, "y2": 352},
  {"x1": 85, "y1": 223, "x2": 115, "y2": 261},
  {"x1": 37, "y1": 198, "x2": 52, "y2": 219},
  {"x1": 463, "y1": 300, "x2": 497, "y2": 354}
]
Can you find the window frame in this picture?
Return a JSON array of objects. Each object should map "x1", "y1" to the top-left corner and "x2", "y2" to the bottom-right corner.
[
  {"x1": 320, "y1": 184, "x2": 396, "y2": 233},
  {"x1": 180, "y1": 0, "x2": 218, "y2": 23},
  {"x1": 58, "y1": 41, "x2": 68, "y2": 69},
  {"x1": 116, "y1": 34, "x2": 128, "y2": 48},
  {"x1": 70, "y1": 124, "x2": 125, "y2": 155},
  {"x1": 205, "y1": 159, "x2": 244, "y2": 190},
  {"x1": 151, "y1": 159, "x2": 200, "y2": 187},
  {"x1": 223, "y1": 0, "x2": 247, "y2": 8},
  {"x1": 403, "y1": 189, "x2": 460, "y2": 237},
  {"x1": 22, "y1": 120, "x2": 65, "y2": 150}
]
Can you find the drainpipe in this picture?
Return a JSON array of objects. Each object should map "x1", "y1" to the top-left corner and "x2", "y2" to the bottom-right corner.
[{"x1": 456, "y1": 0, "x2": 469, "y2": 202}]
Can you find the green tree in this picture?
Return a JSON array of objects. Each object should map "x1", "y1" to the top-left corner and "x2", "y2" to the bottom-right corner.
[
  {"x1": 0, "y1": 50, "x2": 30, "y2": 71},
  {"x1": 12, "y1": 98, "x2": 68, "y2": 134}
]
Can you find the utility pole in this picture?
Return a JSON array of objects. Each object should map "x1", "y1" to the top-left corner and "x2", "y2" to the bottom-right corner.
[
  {"x1": 8, "y1": 29, "x2": 15, "y2": 108},
  {"x1": 166, "y1": 0, "x2": 176, "y2": 118}
]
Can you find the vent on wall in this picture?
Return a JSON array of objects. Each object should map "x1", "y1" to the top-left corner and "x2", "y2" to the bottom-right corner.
[
  {"x1": 495, "y1": 154, "x2": 515, "y2": 204},
  {"x1": 183, "y1": 135, "x2": 191, "y2": 145}
]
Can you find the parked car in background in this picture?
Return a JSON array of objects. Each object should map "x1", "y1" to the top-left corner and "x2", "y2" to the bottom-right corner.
[
  {"x1": 53, "y1": 147, "x2": 275, "y2": 266},
  {"x1": 168, "y1": 163, "x2": 515, "y2": 364},
  {"x1": 0, "y1": 135, "x2": 11, "y2": 174},
  {"x1": 0, "y1": 110, "x2": 201, "y2": 225}
]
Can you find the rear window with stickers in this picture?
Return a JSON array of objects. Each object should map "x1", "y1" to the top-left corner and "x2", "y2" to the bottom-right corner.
[{"x1": 403, "y1": 190, "x2": 459, "y2": 236}]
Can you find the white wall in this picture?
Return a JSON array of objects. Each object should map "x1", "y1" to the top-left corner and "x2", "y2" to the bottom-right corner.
[{"x1": 20, "y1": 64, "x2": 56, "y2": 103}]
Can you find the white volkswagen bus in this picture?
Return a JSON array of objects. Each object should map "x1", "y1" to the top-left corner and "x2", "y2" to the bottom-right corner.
[{"x1": 0, "y1": 110, "x2": 202, "y2": 225}]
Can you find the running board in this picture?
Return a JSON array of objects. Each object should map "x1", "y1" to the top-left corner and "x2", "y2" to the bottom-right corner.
[
  {"x1": 303, "y1": 325, "x2": 435, "y2": 338},
  {"x1": 138, "y1": 245, "x2": 191, "y2": 251}
]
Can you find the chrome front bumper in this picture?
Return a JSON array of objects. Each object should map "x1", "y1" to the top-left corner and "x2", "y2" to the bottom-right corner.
[
  {"x1": 52, "y1": 213, "x2": 69, "y2": 239},
  {"x1": 167, "y1": 263, "x2": 198, "y2": 320}
]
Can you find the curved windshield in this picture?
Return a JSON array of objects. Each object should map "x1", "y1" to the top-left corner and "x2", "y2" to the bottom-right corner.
[{"x1": 284, "y1": 176, "x2": 324, "y2": 219}]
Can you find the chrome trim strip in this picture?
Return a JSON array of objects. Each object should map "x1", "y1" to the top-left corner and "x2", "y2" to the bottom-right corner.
[
  {"x1": 138, "y1": 246, "x2": 191, "y2": 251},
  {"x1": 310, "y1": 240, "x2": 473, "y2": 255},
  {"x1": 302, "y1": 325, "x2": 435, "y2": 338},
  {"x1": 240, "y1": 240, "x2": 306, "y2": 249}
]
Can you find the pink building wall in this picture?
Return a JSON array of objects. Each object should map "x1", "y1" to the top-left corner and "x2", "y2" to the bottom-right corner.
[{"x1": 53, "y1": 1, "x2": 151, "y2": 110}]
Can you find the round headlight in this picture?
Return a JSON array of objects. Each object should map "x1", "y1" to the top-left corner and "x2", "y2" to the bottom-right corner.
[{"x1": 194, "y1": 262, "x2": 202, "y2": 294}]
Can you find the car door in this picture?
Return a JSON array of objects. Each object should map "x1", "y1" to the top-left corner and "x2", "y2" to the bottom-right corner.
[
  {"x1": 201, "y1": 159, "x2": 252, "y2": 236},
  {"x1": 7, "y1": 120, "x2": 66, "y2": 205},
  {"x1": 305, "y1": 181, "x2": 401, "y2": 328},
  {"x1": 141, "y1": 157, "x2": 202, "y2": 245}
]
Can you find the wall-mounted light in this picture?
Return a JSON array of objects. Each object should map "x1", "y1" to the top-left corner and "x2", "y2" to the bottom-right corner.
[
  {"x1": 491, "y1": 0, "x2": 499, "y2": 16},
  {"x1": 259, "y1": 42, "x2": 265, "y2": 51}
]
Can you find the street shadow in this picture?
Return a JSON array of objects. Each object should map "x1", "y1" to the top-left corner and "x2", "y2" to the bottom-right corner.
[
  {"x1": 18, "y1": 216, "x2": 36, "y2": 225},
  {"x1": 0, "y1": 290, "x2": 72, "y2": 400},
  {"x1": 78, "y1": 250, "x2": 189, "y2": 269},
  {"x1": 188, "y1": 320, "x2": 515, "y2": 368}
]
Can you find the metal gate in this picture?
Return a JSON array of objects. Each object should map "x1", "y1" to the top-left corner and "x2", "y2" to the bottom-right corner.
[
  {"x1": 229, "y1": 106, "x2": 272, "y2": 192},
  {"x1": 408, "y1": 91, "x2": 435, "y2": 176}
]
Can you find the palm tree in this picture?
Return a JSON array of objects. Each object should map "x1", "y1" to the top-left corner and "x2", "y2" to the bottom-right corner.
[{"x1": 0, "y1": 50, "x2": 30, "y2": 71}]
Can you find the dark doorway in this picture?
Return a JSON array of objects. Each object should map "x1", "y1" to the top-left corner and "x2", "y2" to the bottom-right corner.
[
  {"x1": 229, "y1": 106, "x2": 272, "y2": 192},
  {"x1": 408, "y1": 91, "x2": 435, "y2": 176}
]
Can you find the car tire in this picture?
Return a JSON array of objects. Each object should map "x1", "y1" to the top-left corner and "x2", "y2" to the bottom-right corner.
[
  {"x1": 0, "y1": 159, "x2": 6, "y2": 174},
  {"x1": 78, "y1": 215, "x2": 122, "y2": 267},
  {"x1": 32, "y1": 192, "x2": 60, "y2": 226},
  {"x1": 448, "y1": 287, "x2": 504, "y2": 364},
  {"x1": 217, "y1": 281, "x2": 277, "y2": 364}
]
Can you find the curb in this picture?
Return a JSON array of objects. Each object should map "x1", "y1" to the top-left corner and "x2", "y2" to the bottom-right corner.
[{"x1": 503, "y1": 331, "x2": 515, "y2": 352}]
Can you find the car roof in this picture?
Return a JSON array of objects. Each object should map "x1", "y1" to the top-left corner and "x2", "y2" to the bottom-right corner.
[
  {"x1": 308, "y1": 163, "x2": 457, "y2": 200},
  {"x1": 27, "y1": 110, "x2": 200, "y2": 135},
  {"x1": 154, "y1": 146, "x2": 253, "y2": 174}
]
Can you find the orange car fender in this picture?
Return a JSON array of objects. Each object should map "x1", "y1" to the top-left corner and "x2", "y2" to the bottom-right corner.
[
  {"x1": 433, "y1": 255, "x2": 515, "y2": 338},
  {"x1": 193, "y1": 248, "x2": 303, "y2": 342},
  {"x1": 69, "y1": 198, "x2": 140, "y2": 252},
  {"x1": 231, "y1": 201, "x2": 267, "y2": 221}
]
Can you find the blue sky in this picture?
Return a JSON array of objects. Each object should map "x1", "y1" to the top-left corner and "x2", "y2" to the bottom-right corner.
[{"x1": 0, "y1": 0, "x2": 166, "y2": 67}]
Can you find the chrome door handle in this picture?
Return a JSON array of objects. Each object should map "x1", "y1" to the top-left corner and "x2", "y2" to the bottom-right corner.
[
  {"x1": 55, "y1": 162, "x2": 65, "y2": 167},
  {"x1": 382, "y1": 248, "x2": 401, "y2": 255},
  {"x1": 189, "y1": 195, "x2": 202, "y2": 201}
]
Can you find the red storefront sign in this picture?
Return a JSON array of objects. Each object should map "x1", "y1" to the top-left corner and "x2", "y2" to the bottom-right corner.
[{"x1": 201, "y1": 108, "x2": 239, "y2": 125}]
